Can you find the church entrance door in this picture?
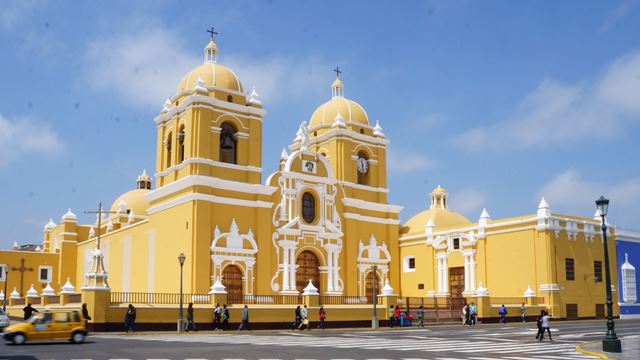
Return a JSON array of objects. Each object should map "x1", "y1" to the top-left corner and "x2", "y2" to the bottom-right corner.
[
  {"x1": 365, "y1": 271, "x2": 380, "y2": 303},
  {"x1": 449, "y1": 266, "x2": 465, "y2": 311},
  {"x1": 296, "y1": 250, "x2": 321, "y2": 294},
  {"x1": 222, "y1": 265, "x2": 243, "y2": 304}
]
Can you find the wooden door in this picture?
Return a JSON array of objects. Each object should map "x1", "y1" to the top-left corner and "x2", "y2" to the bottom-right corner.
[
  {"x1": 449, "y1": 266, "x2": 465, "y2": 310},
  {"x1": 222, "y1": 265, "x2": 243, "y2": 304},
  {"x1": 365, "y1": 272, "x2": 380, "y2": 303},
  {"x1": 296, "y1": 250, "x2": 321, "y2": 293}
]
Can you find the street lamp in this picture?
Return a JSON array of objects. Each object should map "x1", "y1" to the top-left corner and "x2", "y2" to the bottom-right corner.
[
  {"x1": 2, "y1": 266, "x2": 8, "y2": 312},
  {"x1": 177, "y1": 253, "x2": 186, "y2": 333},
  {"x1": 595, "y1": 196, "x2": 621, "y2": 353},
  {"x1": 371, "y1": 265, "x2": 378, "y2": 329}
]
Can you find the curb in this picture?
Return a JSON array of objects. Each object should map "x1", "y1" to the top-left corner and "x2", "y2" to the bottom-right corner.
[{"x1": 575, "y1": 342, "x2": 610, "y2": 360}]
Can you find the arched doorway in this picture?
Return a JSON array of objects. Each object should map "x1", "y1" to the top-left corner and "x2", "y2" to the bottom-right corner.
[
  {"x1": 296, "y1": 250, "x2": 321, "y2": 294},
  {"x1": 365, "y1": 271, "x2": 380, "y2": 303},
  {"x1": 222, "y1": 264, "x2": 243, "y2": 304}
]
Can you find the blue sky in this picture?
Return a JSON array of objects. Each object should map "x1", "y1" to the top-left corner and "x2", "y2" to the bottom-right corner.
[{"x1": 1, "y1": 0, "x2": 639, "y2": 249}]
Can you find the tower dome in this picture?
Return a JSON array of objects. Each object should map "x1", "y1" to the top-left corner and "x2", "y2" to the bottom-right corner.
[
  {"x1": 402, "y1": 186, "x2": 472, "y2": 235},
  {"x1": 309, "y1": 74, "x2": 369, "y2": 127},
  {"x1": 176, "y1": 34, "x2": 244, "y2": 93}
]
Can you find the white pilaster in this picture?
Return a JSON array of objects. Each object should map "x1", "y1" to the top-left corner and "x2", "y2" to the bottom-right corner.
[
  {"x1": 283, "y1": 247, "x2": 290, "y2": 291},
  {"x1": 464, "y1": 255, "x2": 470, "y2": 293}
]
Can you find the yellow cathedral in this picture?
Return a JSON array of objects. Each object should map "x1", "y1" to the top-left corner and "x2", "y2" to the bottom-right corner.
[{"x1": 0, "y1": 33, "x2": 618, "y2": 324}]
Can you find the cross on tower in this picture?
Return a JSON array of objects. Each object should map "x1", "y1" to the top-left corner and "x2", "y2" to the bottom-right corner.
[
  {"x1": 333, "y1": 66, "x2": 342, "y2": 77},
  {"x1": 207, "y1": 27, "x2": 218, "y2": 39},
  {"x1": 11, "y1": 258, "x2": 33, "y2": 297}
]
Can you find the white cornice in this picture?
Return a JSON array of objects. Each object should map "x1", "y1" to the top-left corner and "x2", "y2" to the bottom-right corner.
[
  {"x1": 281, "y1": 170, "x2": 337, "y2": 185},
  {"x1": 342, "y1": 197, "x2": 403, "y2": 214},
  {"x1": 146, "y1": 174, "x2": 277, "y2": 203},
  {"x1": 147, "y1": 193, "x2": 273, "y2": 215},
  {"x1": 155, "y1": 158, "x2": 262, "y2": 178},
  {"x1": 289, "y1": 128, "x2": 389, "y2": 153},
  {"x1": 155, "y1": 94, "x2": 266, "y2": 125},
  {"x1": 77, "y1": 220, "x2": 150, "y2": 246},
  {"x1": 339, "y1": 181, "x2": 389, "y2": 194},
  {"x1": 343, "y1": 212, "x2": 400, "y2": 225}
]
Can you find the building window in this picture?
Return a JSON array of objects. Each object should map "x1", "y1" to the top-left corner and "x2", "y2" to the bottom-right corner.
[
  {"x1": 38, "y1": 266, "x2": 52, "y2": 283},
  {"x1": 177, "y1": 126, "x2": 186, "y2": 163},
  {"x1": 453, "y1": 238, "x2": 461, "y2": 250},
  {"x1": 166, "y1": 133, "x2": 172, "y2": 168},
  {"x1": 220, "y1": 122, "x2": 237, "y2": 164},
  {"x1": 301, "y1": 192, "x2": 315, "y2": 224},
  {"x1": 227, "y1": 95, "x2": 233, "y2": 103},
  {"x1": 566, "y1": 303, "x2": 578, "y2": 319},
  {"x1": 594, "y1": 260, "x2": 602, "y2": 283},
  {"x1": 403, "y1": 256, "x2": 416, "y2": 272},
  {"x1": 565, "y1": 258, "x2": 575, "y2": 281},
  {"x1": 0, "y1": 264, "x2": 6, "y2": 281},
  {"x1": 356, "y1": 151, "x2": 369, "y2": 185},
  {"x1": 418, "y1": 283, "x2": 424, "y2": 290},
  {"x1": 360, "y1": 128, "x2": 364, "y2": 134}
]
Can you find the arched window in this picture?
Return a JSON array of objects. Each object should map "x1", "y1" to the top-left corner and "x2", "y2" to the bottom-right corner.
[
  {"x1": 177, "y1": 126, "x2": 186, "y2": 163},
  {"x1": 356, "y1": 151, "x2": 369, "y2": 185},
  {"x1": 219, "y1": 122, "x2": 237, "y2": 164},
  {"x1": 166, "y1": 133, "x2": 172, "y2": 168},
  {"x1": 301, "y1": 192, "x2": 315, "y2": 224},
  {"x1": 227, "y1": 95, "x2": 233, "y2": 103}
]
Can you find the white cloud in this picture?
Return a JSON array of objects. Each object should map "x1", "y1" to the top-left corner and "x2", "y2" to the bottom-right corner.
[
  {"x1": 411, "y1": 113, "x2": 448, "y2": 130},
  {"x1": 448, "y1": 187, "x2": 489, "y2": 220},
  {"x1": 600, "y1": 0, "x2": 639, "y2": 32},
  {"x1": 387, "y1": 148, "x2": 437, "y2": 175},
  {"x1": 0, "y1": 114, "x2": 63, "y2": 166},
  {"x1": 0, "y1": 0, "x2": 37, "y2": 30},
  {"x1": 83, "y1": 26, "x2": 331, "y2": 109},
  {"x1": 454, "y1": 51, "x2": 640, "y2": 151},
  {"x1": 537, "y1": 169, "x2": 640, "y2": 227}
]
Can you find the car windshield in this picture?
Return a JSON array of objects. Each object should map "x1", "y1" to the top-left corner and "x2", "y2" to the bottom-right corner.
[{"x1": 29, "y1": 312, "x2": 52, "y2": 324}]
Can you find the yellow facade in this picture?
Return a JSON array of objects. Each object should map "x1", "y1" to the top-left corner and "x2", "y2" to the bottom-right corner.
[{"x1": 0, "y1": 34, "x2": 620, "y2": 323}]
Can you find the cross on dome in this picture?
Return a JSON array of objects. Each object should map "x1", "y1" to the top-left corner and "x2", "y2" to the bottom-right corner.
[
  {"x1": 333, "y1": 66, "x2": 342, "y2": 77},
  {"x1": 204, "y1": 27, "x2": 219, "y2": 63},
  {"x1": 206, "y1": 26, "x2": 218, "y2": 39}
]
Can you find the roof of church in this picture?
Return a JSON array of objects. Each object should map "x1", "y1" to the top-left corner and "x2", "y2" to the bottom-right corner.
[
  {"x1": 110, "y1": 188, "x2": 150, "y2": 216},
  {"x1": 402, "y1": 208, "x2": 472, "y2": 235},
  {"x1": 177, "y1": 62, "x2": 243, "y2": 93}
]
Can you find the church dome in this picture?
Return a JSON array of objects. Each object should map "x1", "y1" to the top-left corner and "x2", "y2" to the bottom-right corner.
[
  {"x1": 401, "y1": 186, "x2": 472, "y2": 235},
  {"x1": 110, "y1": 189, "x2": 150, "y2": 216},
  {"x1": 309, "y1": 75, "x2": 369, "y2": 127},
  {"x1": 176, "y1": 37, "x2": 243, "y2": 93}
]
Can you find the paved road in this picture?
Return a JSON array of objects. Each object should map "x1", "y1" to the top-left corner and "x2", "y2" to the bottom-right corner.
[{"x1": 2, "y1": 319, "x2": 639, "y2": 360}]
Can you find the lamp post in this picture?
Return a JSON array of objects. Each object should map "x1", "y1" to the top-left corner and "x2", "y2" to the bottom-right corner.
[
  {"x1": 371, "y1": 265, "x2": 378, "y2": 329},
  {"x1": 2, "y1": 266, "x2": 8, "y2": 312},
  {"x1": 595, "y1": 196, "x2": 622, "y2": 353},
  {"x1": 177, "y1": 253, "x2": 186, "y2": 333}
]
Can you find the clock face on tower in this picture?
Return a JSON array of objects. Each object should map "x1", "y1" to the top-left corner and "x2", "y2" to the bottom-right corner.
[{"x1": 357, "y1": 157, "x2": 369, "y2": 174}]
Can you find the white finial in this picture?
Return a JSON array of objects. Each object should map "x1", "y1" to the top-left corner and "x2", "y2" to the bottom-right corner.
[
  {"x1": 332, "y1": 112, "x2": 346, "y2": 128},
  {"x1": 12, "y1": 241, "x2": 19, "y2": 250},
  {"x1": 280, "y1": 148, "x2": 288, "y2": 161},
  {"x1": 302, "y1": 279, "x2": 319, "y2": 295},
  {"x1": 537, "y1": 197, "x2": 551, "y2": 218},
  {"x1": 523, "y1": 285, "x2": 536, "y2": 297},
  {"x1": 161, "y1": 97, "x2": 172, "y2": 113},
  {"x1": 594, "y1": 209, "x2": 602, "y2": 220},
  {"x1": 194, "y1": 75, "x2": 207, "y2": 93},
  {"x1": 479, "y1": 208, "x2": 491, "y2": 227},
  {"x1": 62, "y1": 208, "x2": 77, "y2": 222},
  {"x1": 299, "y1": 121, "x2": 309, "y2": 150},
  {"x1": 248, "y1": 86, "x2": 262, "y2": 105},
  {"x1": 107, "y1": 220, "x2": 113, "y2": 232},
  {"x1": 538, "y1": 197, "x2": 549, "y2": 209},
  {"x1": 60, "y1": 278, "x2": 77, "y2": 294},
  {"x1": 209, "y1": 277, "x2": 227, "y2": 294},
  {"x1": 128, "y1": 210, "x2": 135, "y2": 224},
  {"x1": 41, "y1": 282, "x2": 56, "y2": 296},
  {"x1": 26, "y1": 284, "x2": 38, "y2": 298},
  {"x1": 117, "y1": 200, "x2": 127, "y2": 213},
  {"x1": 475, "y1": 282, "x2": 489, "y2": 297},
  {"x1": 381, "y1": 279, "x2": 395, "y2": 296},
  {"x1": 0, "y1": 290, "x2": 4, "y2": 301},
  {"x1": 10, "y1": 287, "x2": 20, "y2": 299},
  {"x1": 373, "y1": 121, "x2": 385, "y2": 137},
  {"x1": 44, "y1": 218, "x2": 56, "y2": 231},
  {"x1": 35, "y1": 245, "x2": 42, "y2": 251},
  {"x1": 89, "y1": 226, "x2": 95, "y2": 238}
]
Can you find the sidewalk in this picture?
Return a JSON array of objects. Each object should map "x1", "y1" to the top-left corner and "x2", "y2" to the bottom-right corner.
[{"x1": 577, "y1": 336, "x2": 640, "y2": 360}]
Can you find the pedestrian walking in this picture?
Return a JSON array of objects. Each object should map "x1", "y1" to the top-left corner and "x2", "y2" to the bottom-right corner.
[
  {"x1": 318, "y1": 306, "x2": 326, "y2": 330},
  {"x1": 125, "y1": 304, "x2": 136, "y2": 333},
  {"x1": 498, "y1": 304, "x2": 507, "y2": 324},
  {"x1": 23, "y1": 302, "x2": 39, "y2": 321},
  {"x1": 222, "y1": 304, "x2": 229, "y2": 330},
  {"x1": 462, "y1": 303, "x2": 469, "y2": 325},
  {"x1": 81, "y1": 303, "x2": 92, "y2": 327},
  {"x1": 237, "y1": 304, "x2": 249, "y2": 331},
  {"x1": 539, "y1": 310, "x2": 553, "y2": 341},
  {"x1": 292, "y1": 305, "x2": 301, "y2": 330},
  {"x1": 186, "y1": 302, "x2": 196, "y2": 332},
  {"x1": 417, "y1": 305, "x2": 425, "y2": 327},
  {"x1": 521, "y1": 303, "x2": 527, "y2": 323},
  {"x1": 470, "y1": 302, "x2": 477, "y2": 325},
  {"x1": 299, "y1": 305, "x2": 309, "y2": 330},
  {"x1": 213, "y1": 303, "x2": 222, "y2": 330},
  {"x1": 388, "y1": 305, "x2": 395, "y2": 328},
  {"x1": 394, "y1": 305, "x2": 401, "y2": 327},
  {"x1": 535, "y1": 309, "x2": 545, "y2": 340}
]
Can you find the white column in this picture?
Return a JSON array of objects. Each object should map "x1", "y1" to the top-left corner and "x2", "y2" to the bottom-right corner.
[
  {"x1": 326, "y1": 251, "x2": 334, "y2": 292},
  {"x1": 442, "y1": 255, "x2": 449, "y2": 294},
  {"x1": 436, "y1": 255, "x2": 444, "y2": 293},
  {"x1": 289, "y1": 247, "x2": 296, "y2": 290},
  {"x1": 464, "y1": 255, "x2": 470, "y2": 293},
  {"x1": 282, "y1": 247, "x2": 290, "y2": 291},
  {"x1": 470, "y1": 255, "x2": 476, "y2": 291},
  {"x1": 333, "y1": 250, "x2": 339, "y2": 291}
]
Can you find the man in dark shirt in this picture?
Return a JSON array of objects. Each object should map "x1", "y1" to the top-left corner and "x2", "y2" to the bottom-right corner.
[{"x1": 23, "y1": 303, "x2": 39, "y2": 320}]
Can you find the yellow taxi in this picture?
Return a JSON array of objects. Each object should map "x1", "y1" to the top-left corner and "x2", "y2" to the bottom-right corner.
[{"x1": 2, "y1": 309, "x2": 87, "y2": 344}]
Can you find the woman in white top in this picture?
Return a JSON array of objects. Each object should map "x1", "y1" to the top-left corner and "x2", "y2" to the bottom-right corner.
[{"x1": 539, "y1": 310, "x2": 553, "y2": 341}]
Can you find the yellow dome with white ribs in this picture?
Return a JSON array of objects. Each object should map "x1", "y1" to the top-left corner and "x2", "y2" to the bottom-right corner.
[
  {"x1": 110, "y1": 189, "x2": 150, "y2": 216},
  {"x1": 176, "y1": 36, "x2": 244, "y2": 93},
  {"x1": 309, "y1": 75, "x2": 369, "y2": 127},
  {"x1": 401, "y1": 185, "x2": 471, "y2": 235}
]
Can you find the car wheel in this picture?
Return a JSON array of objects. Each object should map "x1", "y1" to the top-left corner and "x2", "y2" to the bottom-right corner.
[
  {"x1": 71, "y1": 331, "x2": 85, "y2": 344},
  {"x1": 12, "y1": 333, "x2": 26, "y2": 345}
]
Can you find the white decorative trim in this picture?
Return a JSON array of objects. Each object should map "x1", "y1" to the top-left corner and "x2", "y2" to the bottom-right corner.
[
  {"x1": 38, "y1": 265, "x2": 53, "y2": 283},
  {"x1": 122, "y1": 235, "x2": 131, "y2": 292},
  {"x1": 147, "y1": 230, "x2": 155, "y2": 293},
  {"x1": 343, "y1": 212, "x2": 400, "y2": 225},
  {"x1": 342, "y1": 197, "x2": 403, "y2": 214},
  {"x1": 403, "y1": 256, "x2": 415, "y2": 272},
  {"x1": 339, "y1": 181, "x2": 389, "y2": 193},
  {"x1": 155, "y1": 94, "x2": 266, "y2": 125},
  {"x1": 0, "y1": 264, "x2": 7, "y2": 281},
  {"x1": 147, "y1": 193, "x2": 273, "y2": 215},
  {"x1": 539, "y1": 283, "x2": 560, "y2": 292},
  {"x1": 155, "y1": 157, "x2": 262, "y2": 178},
  {"x1": 59, "y1": 232, "x2": 78, "y2": 237},
  {"x1": 146, "y1": 174, "x2": 276, "y2": 202}
]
